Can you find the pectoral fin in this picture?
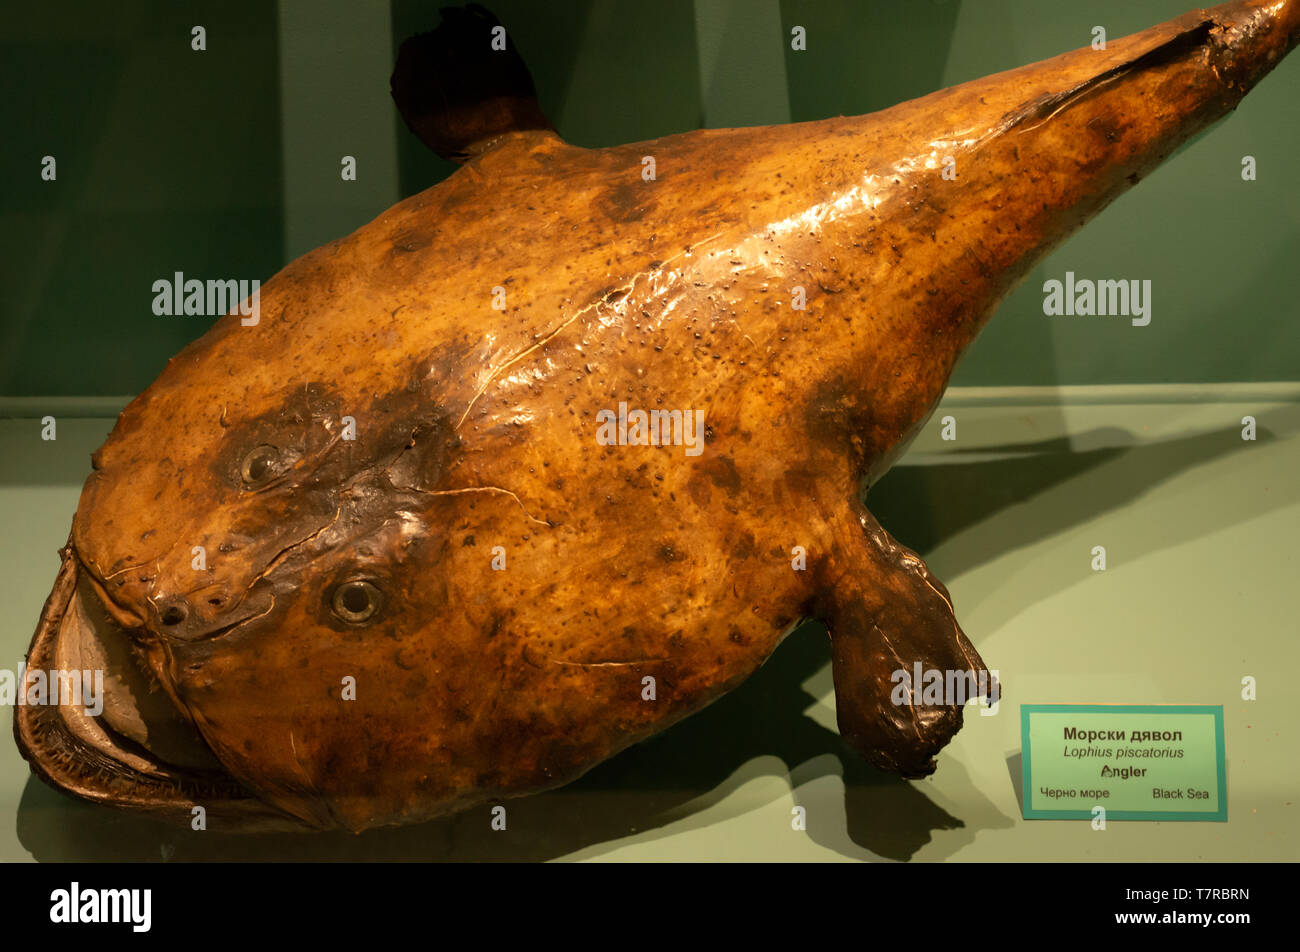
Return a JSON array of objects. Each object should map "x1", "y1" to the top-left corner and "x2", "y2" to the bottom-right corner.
[{"x1": 817, "y1": 503, "x2": 996, "y2": 777}]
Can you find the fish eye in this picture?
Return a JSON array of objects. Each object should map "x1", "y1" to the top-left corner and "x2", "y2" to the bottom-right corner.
[
  {"x1": 331, "y1": 579, "x2": 383, "y2": 624},
  {"x1": 240, "y1": 444, "x2": 282, "y2": 488}
]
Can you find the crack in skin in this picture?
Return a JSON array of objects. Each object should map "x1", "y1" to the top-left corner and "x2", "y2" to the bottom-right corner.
[
  {"x1": 994, "y1": 22, "x2": 1219, "y2": 140},
  {"x1": 391, "y1": 484, "x2": 554, "y2": 527},
  {"x1": 909, "y1": 557, "x2": 985, "y2": 676},
  {"x1": 194, "y1": 593, "x2": 278, "y2": 646},
  {"x1": 452, "y1": 230, "x2": 728, "y2": 431},
  {"x1": 287, "y1": 729, "x2": 321, "y2": 805},
  {"x1": 100, "y1": 559, "x2": 158, "y2": 583},
  {"x1": 245, "y1": 507, "x2": 344, "y2": 592},
  {"x1": 454, "y1": 286, "x2": 631, "y2": 431},
  {"x1": 873, "y1": 626, "x2": 925, "y2": 738}
]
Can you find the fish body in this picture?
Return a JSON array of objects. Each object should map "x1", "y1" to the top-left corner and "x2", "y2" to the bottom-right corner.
[{"x1": 16, "y1": 0, "x2": 1299, "y2": 831}]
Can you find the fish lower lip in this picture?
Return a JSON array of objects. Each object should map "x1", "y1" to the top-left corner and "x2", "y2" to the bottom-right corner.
[{"x1": 13, "y1": 547, "x2": 307, "y2": 831}]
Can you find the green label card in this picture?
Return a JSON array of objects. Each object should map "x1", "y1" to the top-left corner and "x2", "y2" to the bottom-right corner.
[{"x1": 1020, "y1": 704, "x2": 1226, "y2": 821}]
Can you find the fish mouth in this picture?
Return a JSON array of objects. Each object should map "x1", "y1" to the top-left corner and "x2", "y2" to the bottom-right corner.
[{"x1": 13, "y1": 546, "x2": 306, "y2": 832}]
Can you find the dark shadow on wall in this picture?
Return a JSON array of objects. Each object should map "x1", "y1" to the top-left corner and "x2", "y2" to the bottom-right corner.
[
  {"x1": 18, "y1": 412, "x2": 1292, "y2": 862},
  {"x1": 869, "y1": 418, "x2": 1295, "y2": 598}
]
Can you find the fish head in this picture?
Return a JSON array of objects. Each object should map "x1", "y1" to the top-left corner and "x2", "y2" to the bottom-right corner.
[{"x1": 14, "y1": 259, "x2": 508, "y2": 832}]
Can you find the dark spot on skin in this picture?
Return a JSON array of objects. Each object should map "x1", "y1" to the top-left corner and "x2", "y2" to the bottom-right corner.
[
  {"x1": 603, "y1": 178, "x2": 653, "y2": 223},
  {"x1": 783, "y1": 465, "x2": 818, "y2": 497},
  {"x1": 209, "y1": 382, "x2": 339, "y2": 493},
  {"x1": 462, "y1": 535, "x2": 476, "y2": 546},
  {"x1": 685, "y1": 474, "x2": 711, "y2": 508},
  {"x1": 804, "y1": 373, "x2": 878, "y2": 476},
  {"x1": 697, "y1": 455, "x2": 741, "y2": 494},
  {"x1": 1086, "y1": 113, "x2": 1123, "y2": 144},
  {"x1": 483, "y1": 417, "x2": 531, "y2": 444},
  {"x1": 378, "y1": 406, "x2": 460, "y2": 493},
  {"x1": 732, "y1": 531, "x2": 756, "y2": 560},
  {"x1": 401, "y1": 671, "x2": 430, "y2": 698},
  {"x1": 391, "y1": 231, "x2": 432, "y2": 254},
  {"x1": 962, "y1": 245, "x2": 994, "y2": 280},
  {"x1": 658, "y1": 543, "x2": 681, "y2": 562},
  {"x1": 728, "y1": 627, "x2": 749, "y2": 646}
]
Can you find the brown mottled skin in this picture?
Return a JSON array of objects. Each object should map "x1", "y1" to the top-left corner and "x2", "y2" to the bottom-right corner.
[{"x1": 16, "y1": 0, "x2": 1300, "y2": 831}]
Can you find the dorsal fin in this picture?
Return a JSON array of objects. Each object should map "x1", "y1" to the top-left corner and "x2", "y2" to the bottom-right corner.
[{"x1": 390, "y1": 3, "x2": 555, "y2": 164}]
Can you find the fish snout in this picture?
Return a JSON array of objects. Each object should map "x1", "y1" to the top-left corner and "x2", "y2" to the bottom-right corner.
[{"x1": 150, "y1": 582, "x2": 273, "y2": 642}]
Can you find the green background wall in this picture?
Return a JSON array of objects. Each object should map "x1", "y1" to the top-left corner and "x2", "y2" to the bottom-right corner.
[{"x1": 2, "y1": 0, "x2": 1296, "y2": 397}]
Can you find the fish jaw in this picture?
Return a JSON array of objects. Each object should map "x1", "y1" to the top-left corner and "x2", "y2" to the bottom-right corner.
[{"x1": 12, "y1": 545, "x2": 316, "y2": 832}]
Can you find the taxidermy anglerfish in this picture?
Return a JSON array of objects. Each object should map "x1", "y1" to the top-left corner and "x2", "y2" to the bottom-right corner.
[{"x1": 16, "y1": 0, "x2": 1299, "y2": 831}]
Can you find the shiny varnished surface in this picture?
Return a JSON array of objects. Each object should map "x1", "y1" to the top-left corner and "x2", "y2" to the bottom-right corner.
[{"x1": 16, "y1": 0, "x2": 1300, "y2": 831}]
